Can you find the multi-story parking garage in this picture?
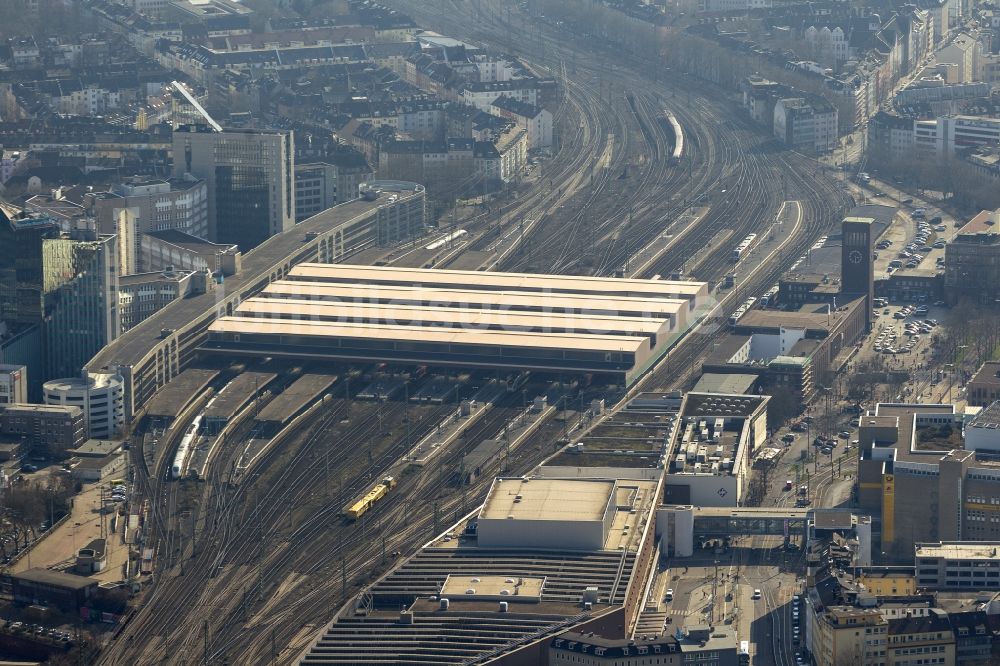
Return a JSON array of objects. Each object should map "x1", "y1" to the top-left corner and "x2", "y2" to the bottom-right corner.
[{"x1": 201, "y1": 264, "x2": 708, "y2": 386}]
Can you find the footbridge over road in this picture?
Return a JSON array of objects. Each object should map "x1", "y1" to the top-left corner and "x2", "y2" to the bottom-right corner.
[{"x1": 656, "y1": 505, "x2": 872, "y2": 563}]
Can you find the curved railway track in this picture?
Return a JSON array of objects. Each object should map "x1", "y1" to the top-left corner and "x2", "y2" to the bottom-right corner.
[{"x1": 99, "y1": 0, "x2": 854, "y2": 661}]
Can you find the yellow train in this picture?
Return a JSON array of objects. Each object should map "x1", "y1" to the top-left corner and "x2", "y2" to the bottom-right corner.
[{"x1": 345, "y1": 476, "x2": 397, "y2": 521}]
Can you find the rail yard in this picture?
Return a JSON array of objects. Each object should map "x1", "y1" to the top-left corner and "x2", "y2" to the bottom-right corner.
[{"x1": 83, "y1": 0, "x2": 861, "y2": 664}]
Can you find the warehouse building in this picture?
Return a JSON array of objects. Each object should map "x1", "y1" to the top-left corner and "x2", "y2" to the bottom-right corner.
[{"x1": 202, "y1": 265, "x2": 706, "y2": 386}]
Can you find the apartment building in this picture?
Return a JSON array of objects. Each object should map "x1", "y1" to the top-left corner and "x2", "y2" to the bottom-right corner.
[
  {"x1": 886, "y1": 611, "x2": 956, "y2": 666},
  {"x1": 944, "y1": 209, "x2": 1000, "y2": 304}
]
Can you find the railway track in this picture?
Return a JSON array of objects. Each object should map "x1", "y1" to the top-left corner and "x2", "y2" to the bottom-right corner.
[{"x1": 100, "y1": 0, "x2": 856, "y2": 662}]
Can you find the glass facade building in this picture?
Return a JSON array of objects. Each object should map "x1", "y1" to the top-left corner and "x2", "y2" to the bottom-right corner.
[
  {"x1": 0, "y1": 205, "x2": 119, "y2": 393},
  {"x1": 173, "y1": 125, "x2": 294, "y2": 250}
]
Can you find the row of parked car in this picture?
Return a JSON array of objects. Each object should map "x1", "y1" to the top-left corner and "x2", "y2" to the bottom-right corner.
[{"x1": 6, "y1": 621, "x2": 74, "y2": 644}]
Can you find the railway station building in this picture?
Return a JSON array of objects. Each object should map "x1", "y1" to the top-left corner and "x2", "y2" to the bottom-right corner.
[
  {"x1": 201, "y1": 264, "x2": 707, "y2": 387},
  {"x1": 83, "y1": 183, "x2": 426, "y2": 424}
]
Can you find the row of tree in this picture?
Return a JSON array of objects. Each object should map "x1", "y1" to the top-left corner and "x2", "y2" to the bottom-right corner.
[{"x1": 867, "y1": 144, "x2": 1000, "y2": 212}]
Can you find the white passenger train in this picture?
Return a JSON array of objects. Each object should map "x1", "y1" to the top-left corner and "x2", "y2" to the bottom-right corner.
[{"x1": 171, "y1": 415, "x2": 202, "y2": 479}]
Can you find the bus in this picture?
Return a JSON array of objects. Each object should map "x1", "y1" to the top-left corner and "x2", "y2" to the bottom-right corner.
[{"x1": 739, "y1": 640, "x2": 750, "y2": 665}]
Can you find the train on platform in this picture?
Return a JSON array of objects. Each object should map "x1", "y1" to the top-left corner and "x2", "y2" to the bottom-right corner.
[
  {"x1": 731, "y1": 233, "x2": 759, "y2": 262},
  {"x1": 171, "y1": 415, "x2": 202, "y2": 479},
  {"x1": 426, "y1": 229, "x2": 468, "y2": 251}
]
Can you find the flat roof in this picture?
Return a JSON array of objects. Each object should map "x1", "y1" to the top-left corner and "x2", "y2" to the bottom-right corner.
[
  {"x1": 970, "y1": 362, "x2": 1000, "y2": 388},
  {"x1": 73, "y1": 439, "x2": 122, "y2": 457},
  {"x1": 736, "y1": 297, "x2": 865, "y2": 333},
  {"x1": 255, "y1": 373, "x2": 336, "y2": 423},
  {"x1": 479, "y1": 478, "x2": 615, "y2": 522},
  {"x1": 146, "y1": 229, "x2": 237, "y2": 253},
  {"x1": 262, "y1": 281, "x2": 686, "y2": 316},
  {"x1": 439, "y1": 574, "x2": 544, "y2": 601},
  {"x1": 692, "y1": 373, "x2": 758, "y2": 395},
  {"x1": 235, "y1": 298, "x2": 669, "y2": 336},
  {"x1": 87, "y1": 196, "x2": 412, "y2": 372},
  {"x1": 13, "y1": 568, "x2": 98, "y2": 590},
  {"x1": 208, "y1": 318, "x2": 649, "y2": 353},
  {"x1": 683, "y1": 392, "x2": 767, "y2": 418},
  {"x1": 915, "y1": 542, "x2": 1000, "y2": 560},
  {"x1": 286, "y1": 263, "x2": 707, "y2": 300},
  {"x1": 968, "y1": 401, "x2": 1000, "y2": 429},
  {"x1": 144, "y1": 368, "x2": 219, "y2": 418},
  {"x1": 959, "y1": 210, "x2": 1000, "y2": 236},
  {"x1": 204, "y1": 372, "x2": 277, "y2": 420}
]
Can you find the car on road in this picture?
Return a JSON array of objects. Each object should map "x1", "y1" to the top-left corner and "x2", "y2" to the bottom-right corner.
[
  {"x1": 752, "y1": 589, "x2": 762, "y2": 600},
  {"x1": 665, "y1": 589, "x2": 673, "y2": 602},
  {"x1": 782, "y1": 433, "x2": 796, "y2": 443},
  {"x1": 838, "y1": 431, "x2": 850, "y2": 438}
]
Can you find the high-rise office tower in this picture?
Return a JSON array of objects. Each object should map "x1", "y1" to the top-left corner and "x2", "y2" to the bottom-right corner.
[
  {"x1": 42, "y1": 222, "x2": 120, "y2": 379},
  {"x1": 0, "y1": 204, "x2": 119, "y2": 395},
  {"x1": 172, "y1": 125, "x2": 294, "y2": 250}
]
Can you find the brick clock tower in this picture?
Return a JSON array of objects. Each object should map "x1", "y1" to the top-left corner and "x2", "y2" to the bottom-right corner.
[{"x1": 841, "y1": 216, "x2": 875, "y2": 331}]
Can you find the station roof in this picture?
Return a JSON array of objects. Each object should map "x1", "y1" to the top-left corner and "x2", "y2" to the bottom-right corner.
[
  {"x1": 87, "y1": 197, "x2": 408, "y2": 372},
  {"x1": 203, "y1": 372, "x2": 277, "y2": 420},
  {"x1": 144, "y1": 368, "x2": 219, "y2": 418},
  {"x1": 13, "y1": 568, "x2": 98, "y2": 590},
  {"x1": 480, "y1": 478, "x2": 615, "y2": 522},
  {"x1": 262, "y1": 281, "x2": 688, "y2": 317},
  {"x1": 236, "y1": 298, "x2": 668, "y2": 336},
  {"x1": 285, "y1": 263, "x2": 707, "y2": 302},
  {"x1": 255, "y1": 373, "x2": 336, "y2": 424},
  {"x1": 209, "y1": 318, "x2": 649, "y2": 353}
]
